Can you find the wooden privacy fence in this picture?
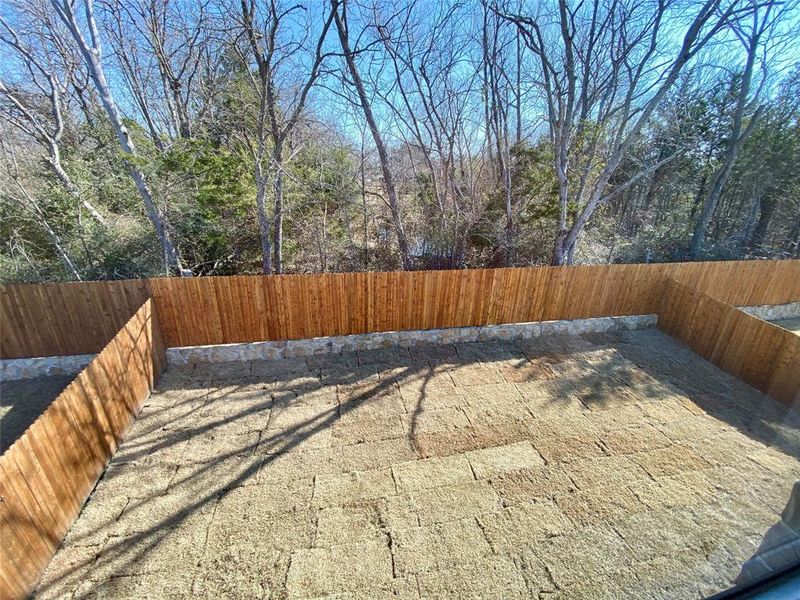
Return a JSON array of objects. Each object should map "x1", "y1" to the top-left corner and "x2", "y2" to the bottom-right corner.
[
  {"x1": 658, "y1": 278, "x2": 800, "y2": 405},
  {"x1": 3, "y1": 259, "x2": 799, "y2": 359},
  {"x1": 0, "y1": 300, "x2": 166, "y2": 600},
  {"x1": 0, "y1": 263, "x2": 797, "y2": 597},
  {"x1": 1, "y1": 279, "x2": 150, "y2": 359}
]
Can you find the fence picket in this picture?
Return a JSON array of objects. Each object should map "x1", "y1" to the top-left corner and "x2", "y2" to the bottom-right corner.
[{"x1": 0, "y1": 300, "x2": 166, "y2": 599}]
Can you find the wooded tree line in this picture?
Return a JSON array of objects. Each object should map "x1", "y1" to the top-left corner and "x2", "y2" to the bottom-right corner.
[{"x1": 1, "y1": 0, "x2": 798, "y2": 282}]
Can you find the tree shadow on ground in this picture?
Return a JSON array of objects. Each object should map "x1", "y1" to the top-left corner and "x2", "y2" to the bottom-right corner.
[
  {"x1": 32, "y1": 329, "x2": 800, "y2": 596},
  {"x1": 579, "y1": 329, "x2": 800, "y2": 458},
  {"x1": 34, "y1": 348, "x2": 440, "y2": 595}
]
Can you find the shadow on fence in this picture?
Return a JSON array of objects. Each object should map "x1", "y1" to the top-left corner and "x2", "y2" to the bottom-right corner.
[
  {"x1": 0, "y1": 299, "x2": 165, "y2": 599},
  {"x1": 657, "y1": 278, "x2": 800, "y2": 406}
]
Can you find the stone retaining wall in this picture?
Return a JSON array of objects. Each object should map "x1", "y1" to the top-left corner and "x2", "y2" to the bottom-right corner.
[
  {"x1": 740, "y1": 301, "x2": 800, "y2": 321},
  {"x1": 7, "y1": 301, "x2": 795, "y2": 377},
  {"x1": 0, "y1": 353, "x2": 95, "y2": 381},
  {"x1": 166, "y1": 314, "x2": 658, "y2": 365}
]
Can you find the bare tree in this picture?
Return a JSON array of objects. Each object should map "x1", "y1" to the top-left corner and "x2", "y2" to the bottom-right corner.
[
  {"x1": 375, "y1": 1, "x2": 481, "y2": 267},
  {"x1": 482, "y1": 1, "x2": 515, "y2": 264},
  {"x1": 235, "y1": 0, "x2": 335, "y2": 274},
  {"x1": 689, "y1": 0, "x2": 790, "y2": 257},
  {"x1": 331, "y1": 0, "x2": 413, "y2": 270},
  {"x1": 101, "y1": 0, "x2": 217, "y2": 147},
  {"x1": 500, "y1": 0, "x2": 750, "y2": 264},
  {"x1": 1, "y1": 133, "x2": 82, "y2": 279},
  {"x1": 0, "y1": 15, "x2": 106, "y2": 225},
  {"x1": 49, "y1": 0, "x2": 186, "y2": 274}
]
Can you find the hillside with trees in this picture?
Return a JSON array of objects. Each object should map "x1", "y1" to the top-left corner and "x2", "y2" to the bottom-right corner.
[{"x1": 1, "y1": 0, "x2": 798, "y2": 282}]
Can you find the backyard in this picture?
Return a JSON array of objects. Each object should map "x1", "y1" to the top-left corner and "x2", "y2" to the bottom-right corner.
[{"x1": 33, "y1": 329, "x2": 800, "y2": 599}]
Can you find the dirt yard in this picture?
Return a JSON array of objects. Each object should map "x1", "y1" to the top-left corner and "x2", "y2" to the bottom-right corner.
[
  {"x1": 1, "y1": 375, "x2": 74, "y2": 454},
  {"x1": 34, "y1": 329, "x2": 800, "y2": 599}
]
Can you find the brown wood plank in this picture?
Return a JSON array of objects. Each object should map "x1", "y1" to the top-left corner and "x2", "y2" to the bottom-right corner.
[
  {"x1": 0, "y1": 300, "x2": 167, "y2": 599},
  {"x1": 657, "y1": 277, "x2": 799, "y2": 406},
  {"x1": 1, "y1": 260, "x2": 799, "y2": 358}
]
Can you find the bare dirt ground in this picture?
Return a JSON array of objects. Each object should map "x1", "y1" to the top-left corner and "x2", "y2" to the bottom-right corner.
[
  {"x1": 34, "y1": 329, "x2": 800, "y2": 599},
  {"x1": 1, "y1": 375, "x2": 73, "y2": 453},
  {"x1": 772, "y1": 317, "x2": 800, "y2": 335}
]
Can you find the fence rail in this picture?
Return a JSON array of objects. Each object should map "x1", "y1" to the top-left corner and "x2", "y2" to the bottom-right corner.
[
  {"x1": 0, "y1": 300, "x2": 165, "y2": 599},
  {"x1": 658, "y1": 278, "x2": 800, "y2": 405},
  {"x1": 2, "y1": 259, "x2": 799, "y2": 359}
]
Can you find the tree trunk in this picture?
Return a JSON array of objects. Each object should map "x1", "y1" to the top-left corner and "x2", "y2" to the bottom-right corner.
[
  {"x1": 331, "y1": 0, "x2": 412, "y2": 270},
  {"x1": 29, "y1": 203, "x2": 82, "y2": 279},
  {"x1": 273, "y1": 165, "x2": 284, "y2": 274},
  {"x1": 552, "y1": 234, "x2": 567, "y2": 266},
  {"x1": 272, "y1": 142, "x2": 284, "y2": 274},
  {"x1": 255, "y1": 166, "x2": 273, "y2": 275},
  {"x1": 15, "y1": 185, "x2": 83, "y2": 279},
  {"x1": 52, "y1": 0, "x2": 185, "y2": 274},
  {"x1": 361, "y1": 138, "x2": 369, "y2": 270},
  {"x1": 515, "y1": 30, "x2": 522, "y2": 144},
  {"x1": 785, "y1": 219, "x2": 800, "y2": 258},
  {"x1": 689, "y1": 35, "x2": 761, "y2": 259},
  {"x1": 44, "y1": 219, "x2": 81, "y2": 279},
  {"x1": 747, "y1": 196, "x2": 777, "y2": 252},
  {"x1": 551, "y1": 158, "x2": 571, "y2": 266},
  {"x1": 47, "y1": 147, "x2": 106, "y2": 225},
  {"x1": 503, "y1": 165, "x2": 514, "y2": 265}
]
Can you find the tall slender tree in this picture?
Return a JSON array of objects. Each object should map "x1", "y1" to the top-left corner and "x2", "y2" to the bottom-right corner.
[{"x1": 50, "y1": 0, "x2": 186, "y2": 274}]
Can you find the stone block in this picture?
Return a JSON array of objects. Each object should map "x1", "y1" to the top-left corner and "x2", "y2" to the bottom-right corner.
[
  {"x1": 312, "y1": 469, "x2": 396, "y2": 508},
  {"x1": 602, "y1": 424, "x2": 672, "y2": 455},
  {"x1": 181, "y1": 429, "x2": 260, "y2": 464},
  {"x1": 338, "y1": 383, "x2": 406, "y2": 421},
  {"x1": 611, "y1": 508, "x2": 706, "y2": 561},
  {"x1": 486, "y1": 465, "x2": 576, "y2": 504},
  {"x1": 392, "y1": 455, "x2": 474, "y2": 491},
  {"x1": 562, "y1": 455, "x2": 650, "y2": 491},
  {"x1": 96, "y1": 460, "x2": 177, "y2": 499},
  {"x1": 398, "y1": 382, "x2": 461, "y2": 413},
  {"x1": 529, "y1": 433, "x2": 607, "y2": 464},
  {"x1": 391, "y1": 519, "x2": 491, "y2": 575},
  {"x1": 415, "y1": 556, "x2": 528, "y2": 600},
  {"x1": 315, "y1": 503, "x2": 387, "y2": 547},
  {"x1": 267, "y1": 403, "x2": 334, "y2": 432},
  {"x1": 76, "y1": 570, "x2": 196, "y2": 600},
  {"x1": 531, "y1": 522, "x2": 630, "y2": 588},
  {"x1": 556, "y1": 484, "x2": 644, "y2": 526},
  {"x1": 258, "y1": 448, "x2": 339, "y2": 483},
  {"x1": 401, "y1": 407, "x2": 471, "y2": 435},
  {"x1": 632, "y1": 445, "x2": 710, "y2": 477},
  {"x1": 337, "y1": 438, "x2": 418, "y2": 472},
  {"x1": 285, "y1": 541, "x2": 393, "y2": 598},
  {"x1": 410, "y1": 428, "x2": 486, "y2": 459},
  {"x1": 193, "y1": 547, "x2": 289, "y2": 599},
  {"x1": 478, "y1": 500, "x2": 572, "y2": 552},
  {"x1": 216, "y1": 480, "x2": 314, "y2": 523},
  {"x1": 332, "y1": 415, "x2": 406, "y2": 446},
  {"x1": 466, "y1": 441, "x2": 545, "y2": 478},
  {"x1": 447, "y1": 364, "x2": 505, "y2": 387},
  {"x1": 34, "y1": 543, "x2": 102, "y2": 599},
  {"x1": 412, "y1": 481, "x2": 501, "y2": 525}
]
